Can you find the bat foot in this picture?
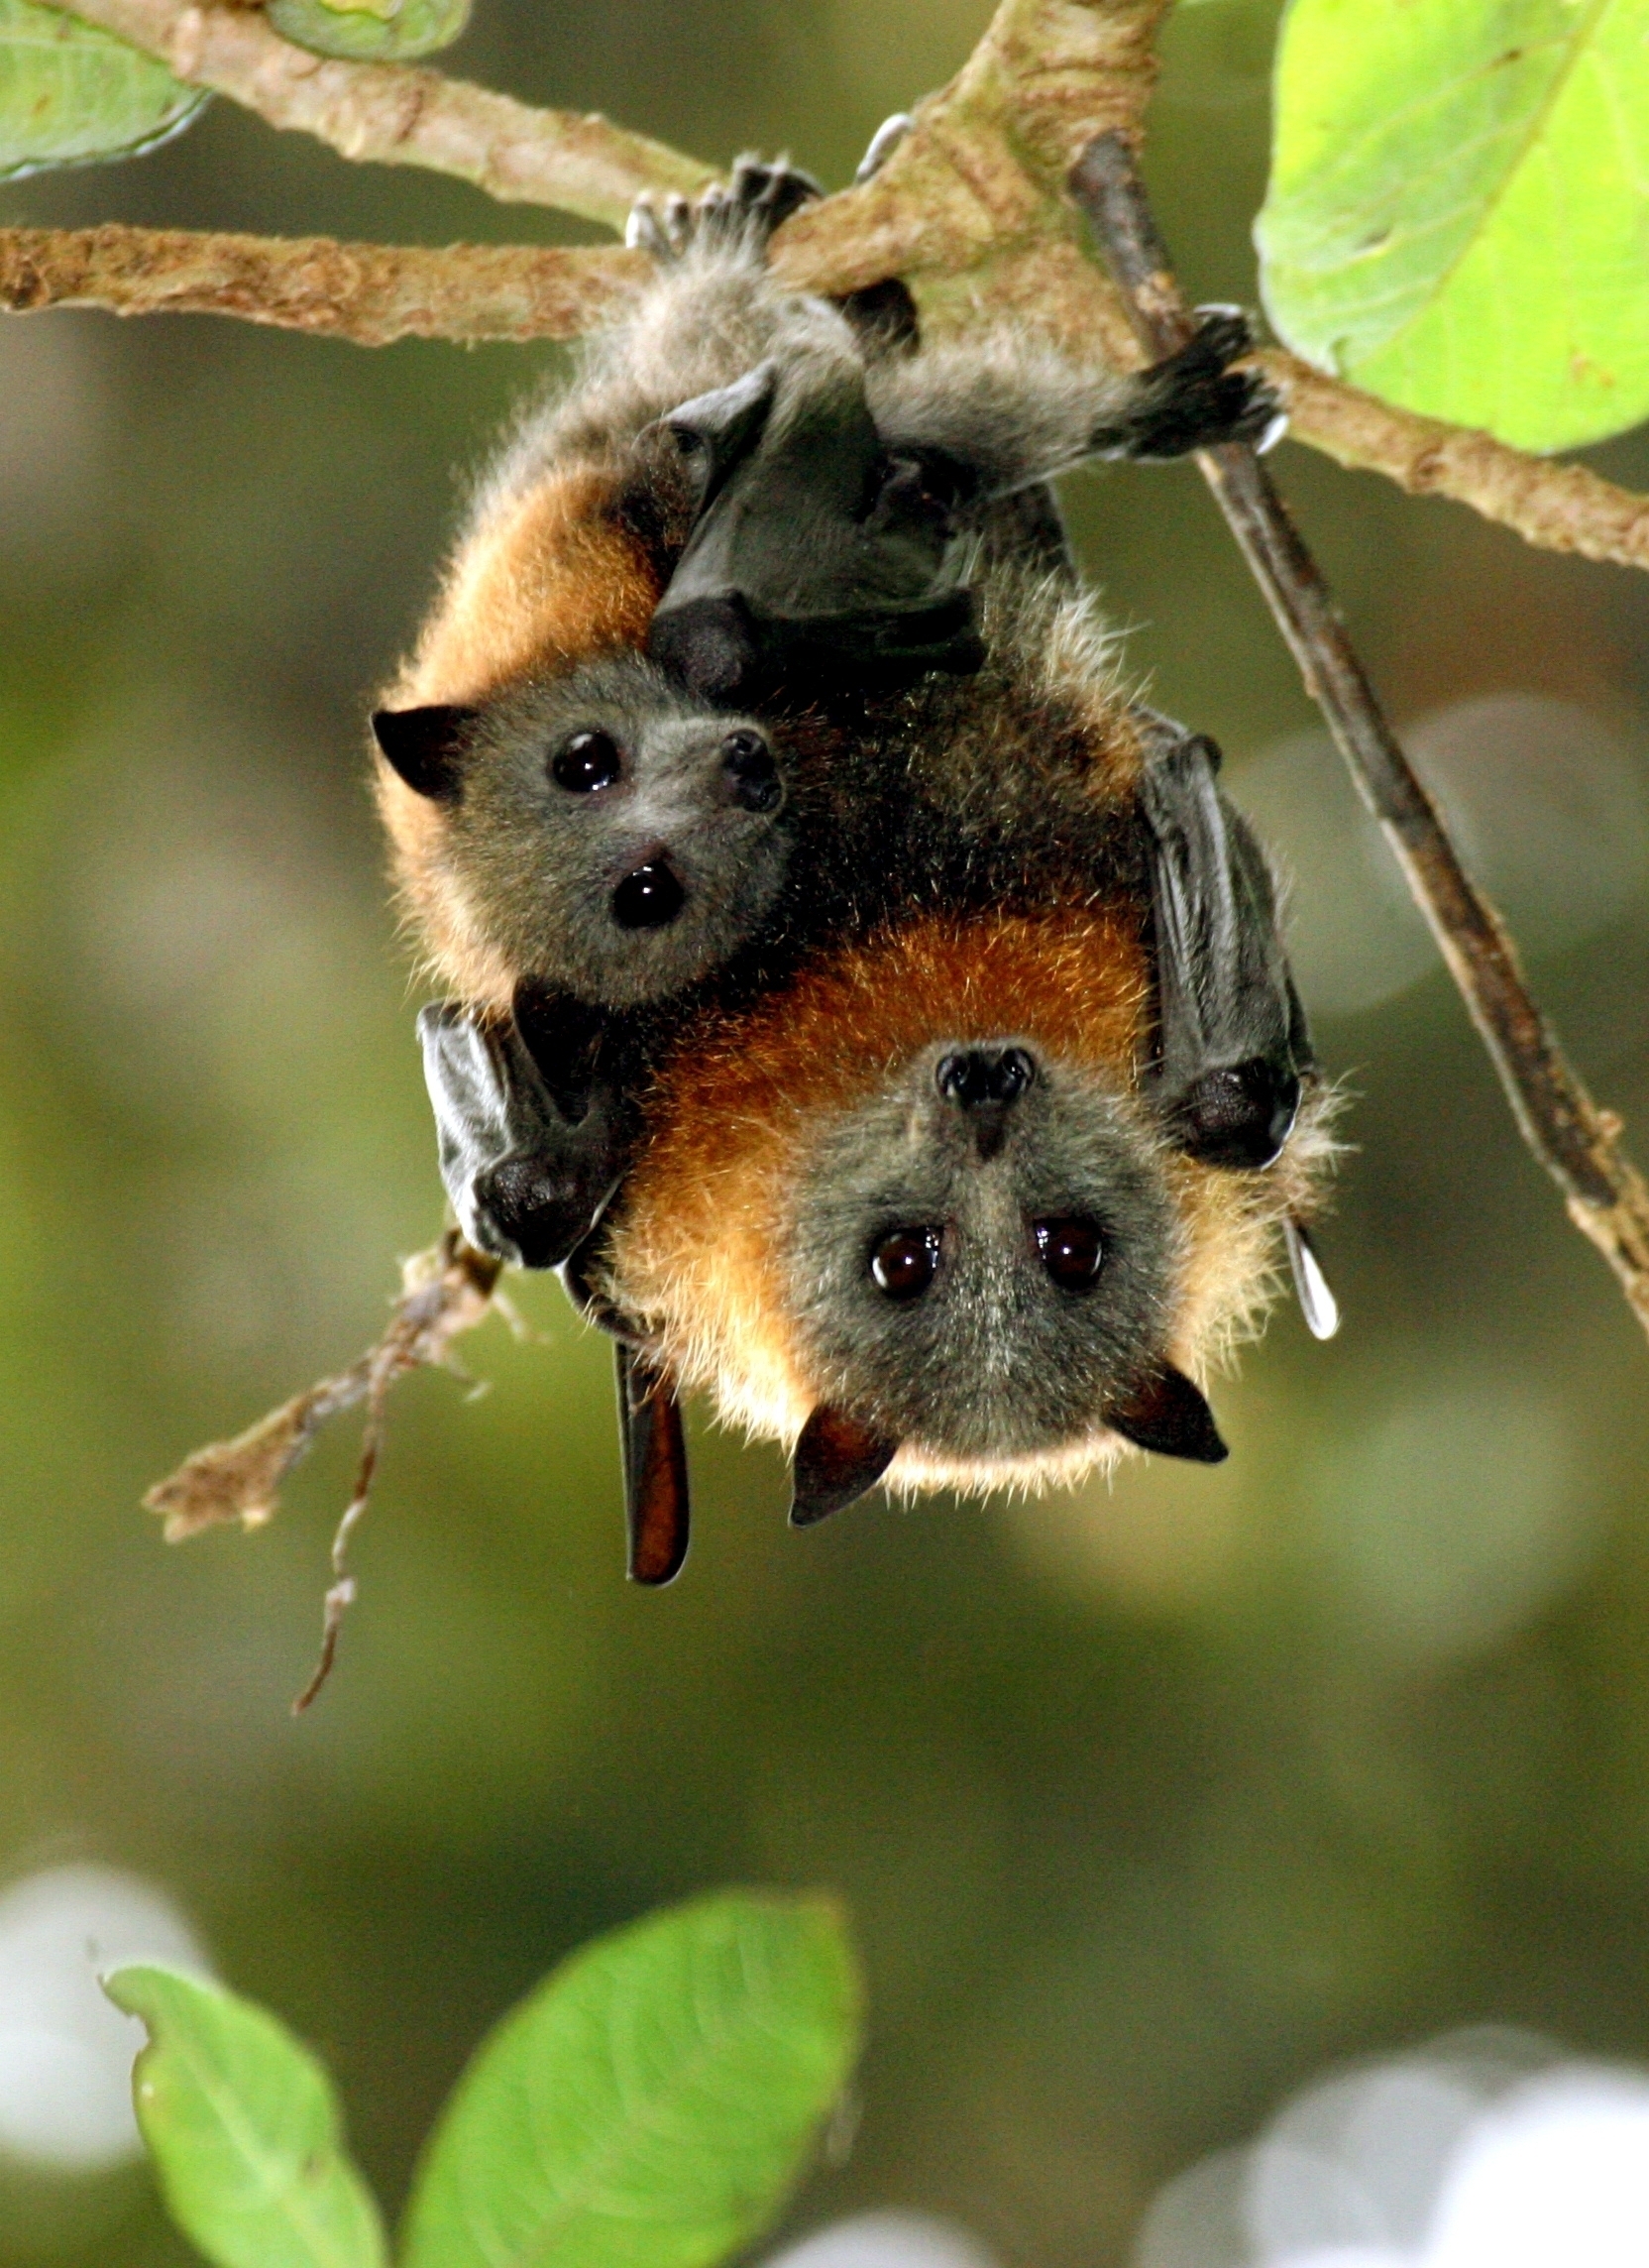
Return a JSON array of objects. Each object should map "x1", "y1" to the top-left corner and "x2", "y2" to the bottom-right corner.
[
  {"x1": 627, "y1": 156, "x2": 821, "y2": 265},
  {"x1": 1114, "y1": 308, "x2": 1284, "y2": 462}
]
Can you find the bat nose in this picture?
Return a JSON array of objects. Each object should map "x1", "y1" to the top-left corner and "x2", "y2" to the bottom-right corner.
[
  {"x1": 611, "y1": 857, "x2": 686, "y2": 930},
  {"x1": 717, "y1": 729, "x2": 783, "y2": 813},
  {"x1": 935, "y1": 1047, "x2": 1037, "y2": 1159},
  {"x1": 935, "y1": 1046, "x2": 1037, "y2": 1107}
]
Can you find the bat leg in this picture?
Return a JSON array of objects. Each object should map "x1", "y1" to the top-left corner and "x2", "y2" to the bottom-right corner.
[{"x1": 615, "y1": 1344, "x2": 691, "y2": 1585}]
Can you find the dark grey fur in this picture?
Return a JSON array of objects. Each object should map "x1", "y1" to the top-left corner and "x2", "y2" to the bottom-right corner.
[
  {"x1": 438, "y1": 655, "x2": 795, "y2": 1009},
  {"x1": 782, "y1": 1039, "x2": 1181, "y2": 1459}
]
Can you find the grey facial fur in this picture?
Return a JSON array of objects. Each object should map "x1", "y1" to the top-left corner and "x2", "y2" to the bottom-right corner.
[
  {"x1": 445, "y1": 654, "x2": 794, "y2": 1008},
  {"x1": 783, "y1": 1038, "x2": 1183, "y2": 1458}
]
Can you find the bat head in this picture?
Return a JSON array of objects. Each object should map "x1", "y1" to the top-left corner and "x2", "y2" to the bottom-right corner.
[
  {"x1": 782, "y1": 1035, "x2": 1219, "y2": 1472},
  {"x1": 374, "y1": 654, "x2": 796, "y2": 1008}
]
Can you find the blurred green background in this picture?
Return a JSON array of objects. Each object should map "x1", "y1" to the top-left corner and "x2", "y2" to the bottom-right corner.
[{"x1": 5, "y1": 0, "x2": 1649, "y2": 2258}]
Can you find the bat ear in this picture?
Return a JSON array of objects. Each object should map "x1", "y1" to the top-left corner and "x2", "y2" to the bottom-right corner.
[
  {"x1": 789, "y1": 1406, "x2": 898, "y2": 1528},
  {"x1": 372, "y1": 704, "x2": 479, "y2": 802},
  {"x1": 662, "y1": 360, "x2": 779, "y2": 505},
  {"x1": 616, "y1": 1345, "x2": 691, "y2": 1585},
  {"x1": 1106, "y1": 1365, "x2": 1228, "y2": 1464}
]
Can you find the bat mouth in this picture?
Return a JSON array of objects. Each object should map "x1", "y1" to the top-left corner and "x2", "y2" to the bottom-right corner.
[{"x1": 610, "y1": 855, "x2": 687, "y2": 931}]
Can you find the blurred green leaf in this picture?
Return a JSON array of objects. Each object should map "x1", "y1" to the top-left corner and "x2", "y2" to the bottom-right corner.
[
  {"x1": 1258, "y1": 0, "x2": 1649, "y2": 450},
  {"x1": 400, "y1": 1889, "x2": 863, "y2": 2268},
  {"x1": 265, "y1": 0, "x2": 470, "y2": 63},
  {"x1": 0, "y1": 0, "x2": 204, "y2": 178},
  {"x1": 103, "y1": 1965, "x2": 387, "y2": 2268}
]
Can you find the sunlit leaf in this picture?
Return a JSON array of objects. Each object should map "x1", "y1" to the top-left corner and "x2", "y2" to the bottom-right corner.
[
  {"x1": 0, "y1": 0, "x2": 204, "y2": 180},
  {"x1": 400, "y1": 1889, "x2": 863, "y2": 2268},
  {"x1": 1258, "y1": 0, "x2": 1649, "y2": 451},
  {"x1": 104, "y1": 1966, "x2": 387, "y2": 2268},
  {"x1": 265, "y1": 0, "x2": 470, "y2": 63}
]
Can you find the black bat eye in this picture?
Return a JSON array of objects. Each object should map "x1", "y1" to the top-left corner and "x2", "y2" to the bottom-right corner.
[
  {"x1": 552, "y1": 730, "x2": 623, "y2": 793},
  {"x1": 869, "y1": 1226, "x2": 941, "y2": 1303},
  {"x1": 611, "y1": 859, "x2": 685, "y2": 930},
  {"x1": 720, "y1": 729, "x2": 782, "y2": 813},
  {"x1": 1034, "y1": 1215, "x2": 1104, "y2": 1292}
]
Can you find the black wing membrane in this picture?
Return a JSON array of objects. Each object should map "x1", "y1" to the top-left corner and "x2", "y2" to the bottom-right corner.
[
  {"x1": 417, "y1": 1001, "x2": 628, "y2": 1270},
  {"x1": 646, "y1": 353, "x2": 982, "y2": 703},
  {"x1": 1136, "y1": 720, "x2": 1313, "y2": 1170},
  {"x1": 615, "y1": 1344, "x2": 691, "y2": 1584}
]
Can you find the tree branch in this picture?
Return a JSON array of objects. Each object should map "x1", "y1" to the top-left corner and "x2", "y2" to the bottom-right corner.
[
  {"x1": 1071, "y1": 129, "x2": 1649, "y2": 1341},
  {"x1": 33, "y1": 0, "x2": 1649, "y2": 590},
  {"x1": 1267, "y1": 351, "x2": 1649, "y2": 575},
  {"x1": 0, "y1": 223, "x2": 643, "y2": 342},
  {"x1": 55, "y1": 0, "x2": 714, "y2": 229}
]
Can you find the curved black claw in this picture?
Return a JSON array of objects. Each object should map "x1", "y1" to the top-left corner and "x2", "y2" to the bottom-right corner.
[
  {"x1": 627, "y1": 156, "x2": 821, "y2": 264},
  {"x1": 1109, "y1": 308, "x2": 1284, "y2": 463}
]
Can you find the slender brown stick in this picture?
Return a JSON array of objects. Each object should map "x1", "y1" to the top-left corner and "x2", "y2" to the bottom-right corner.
[
  {"x1": 1069, "y1": 130, "x2": 1649, "y2": 1334},
  {"x1": 0, "y1": 224, "x2": 644, "y2": 343},
  {"x1": 55, "y1": 0, "x2": 713, "y2": 228}
]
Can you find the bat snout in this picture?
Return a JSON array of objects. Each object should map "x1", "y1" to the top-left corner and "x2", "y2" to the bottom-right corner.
[
  {"x1": 609, "y1": 854, "x2": 686, "y2": 931},
  {"x1": 934, "y1": 1045, "x2": 1038, "y2": 1162}
]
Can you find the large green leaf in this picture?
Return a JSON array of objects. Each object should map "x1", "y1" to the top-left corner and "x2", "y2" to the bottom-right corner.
[
  {"x1": 104, "y1": 1966, "x2": 387, "y2": 2268},
  {"x1": 0, "y1": 0, "x2": 204, "y2": 180},
  {"x1": 400, "y1": 1890, "x2": 863, "y2": 2268},
  {"x1": 265, "y1": 0, "x2": 470, "y2": 62},
  {"x1": 1258, "y1": 0, "x2": 1649, "y2": 450}
]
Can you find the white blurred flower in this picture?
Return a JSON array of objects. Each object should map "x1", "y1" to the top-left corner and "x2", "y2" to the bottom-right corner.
[
  {"x1": 1136, "y1": 2027, "x2": 1649, "y2": 2268},
  {"x1": 762, "y1": 2211, "x2": 1001, "y2": 2268},
  {"x1": 0, "y1": 1865, "x2": 209, "y2": 2172}
]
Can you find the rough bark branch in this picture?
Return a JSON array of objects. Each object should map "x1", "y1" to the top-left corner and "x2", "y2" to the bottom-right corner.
[
  {"x1": 55, "y1": 0, "x2": 714, "y2": 228},
  {"x1": 1071, "y1": 129, "x2": 1649, "y2": 1341},
  {"x1": 24, "y1": 0, "x2": 1649, "y2": 580},
  {"x1": 1266, "y1": 350, "x2": 1649, "y2": 575},
  {"x1": 0, "y1": 223, "x2": 644, "y2": 342}
]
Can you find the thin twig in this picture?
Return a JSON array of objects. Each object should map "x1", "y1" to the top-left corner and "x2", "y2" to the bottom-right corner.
[
  {"x1": 55, "y1": 0, "x2": 713, "y2": 229},
  {"x1": 146, "y1": 1233, "x2": 503, "y2": 1701},
  {"x1": 0, "y1": 224, "x2": 644, "y2": 343},
  {"x1": 289, "y1": 1374, "x2": 386, "y2": 1714},
  {"x1": 1069, "y1": 129, "x2": 1649, "y2": 1337}
]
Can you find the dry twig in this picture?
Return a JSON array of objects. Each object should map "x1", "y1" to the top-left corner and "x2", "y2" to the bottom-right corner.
[
  {"x1": 1070, "y1": 130, "x2": 1649, "y2": 1338},
  {"x1": 144, "y1": 1233, "x2": 503, "y2": 1704},
  {"x1": 55, "y1": 0, "x2": 713, "y2": 227}
]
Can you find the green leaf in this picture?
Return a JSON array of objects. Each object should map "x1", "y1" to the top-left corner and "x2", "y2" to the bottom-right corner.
[
  {"x1": 0, "y1": 0, "x2": 205, "y2": 180},
  {"x1": 400, "y1": 1889, "x2": 863, "y2": 2268},
  {"x1": 1258, "y1": 0, "x2": 1649, "y2": 451},
  {"x1": 265, "y1": 0, "x2": 470, "y2": 63},
  {"x1": 103, "y1": 1965, "x2": 387, "y2": 2268}
]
